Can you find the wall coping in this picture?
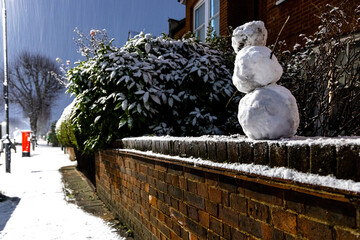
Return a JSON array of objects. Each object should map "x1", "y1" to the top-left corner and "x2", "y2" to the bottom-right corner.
[
  {"x1": 112, "y1": 135, "x2": 360, "y2": 191},
  {"x1": 120, "y1": 135, "x2": 360, "y2": 146}
]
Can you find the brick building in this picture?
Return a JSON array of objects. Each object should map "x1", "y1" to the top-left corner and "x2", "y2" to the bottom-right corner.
[{"x1": 170, "y1": 0, "x2": 359, "y2": 48}]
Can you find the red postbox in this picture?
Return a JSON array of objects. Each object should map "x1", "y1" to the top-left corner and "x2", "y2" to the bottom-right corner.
[{"x1": 21, "y1": 130, "x2": 31, "y2": 157}]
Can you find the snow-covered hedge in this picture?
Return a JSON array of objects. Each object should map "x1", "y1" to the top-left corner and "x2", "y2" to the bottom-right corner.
[
  {"x1": 67, "y1": 33, "x2": 239, "y2": 152},
  {"x1": 55, "y1": 99, "x2": 78, "y2": 148}
]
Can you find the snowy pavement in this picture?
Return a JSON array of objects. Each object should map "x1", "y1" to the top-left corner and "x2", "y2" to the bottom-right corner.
[{"x1": 0, "y1": 141, "x2": 124, "y2": 240}]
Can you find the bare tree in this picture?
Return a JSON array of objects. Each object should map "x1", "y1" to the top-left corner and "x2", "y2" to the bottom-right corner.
[{"x1": 5, "y1": 51, "x2": 63, "y2": 137}]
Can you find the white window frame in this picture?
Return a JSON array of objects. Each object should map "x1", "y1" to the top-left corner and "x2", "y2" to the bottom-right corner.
[{"x1": 193, "y1": 0, "x2": 220, "y2": 41}]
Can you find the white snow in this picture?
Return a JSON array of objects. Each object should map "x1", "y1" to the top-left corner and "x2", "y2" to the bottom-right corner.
[
  {"x1": 232, "y1": 46, "x2": 283, "y2": 93},
  {"x1": 122, "y1": 135, "x2": 360, "y2": 146},
  {"x1": 238, "y1": 84, "x2": 299, "y2": 139},
  {"x1": 0, "y1": 142, "x2": 123, "y2": 240},
  {"x1": 55, "y1": 98, "x2": 77, "y2": 132},
  {"x1": 231, "y1": 20, "x2": 298, "y2": 139},
  {"x1": 120, "y1": 148, "x2": 360, "y2": 193},
  {"x1": 232, "y1": 21, "x2": 268, "y2": 53}
]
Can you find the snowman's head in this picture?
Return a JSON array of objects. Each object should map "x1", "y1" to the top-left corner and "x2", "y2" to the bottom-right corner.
[{"x1": 232, "y1": 21, "x2": 268, "y2": 53}]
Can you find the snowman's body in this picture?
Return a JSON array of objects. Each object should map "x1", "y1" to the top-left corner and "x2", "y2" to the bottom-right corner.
[{"x1": 232, "y1": 21, "x2": 299, "y2": 140}]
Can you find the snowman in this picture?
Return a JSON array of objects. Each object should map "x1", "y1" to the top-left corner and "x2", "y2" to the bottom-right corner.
[{"x1": 232, "y1": 21, "x2": 299, "y2": 140}]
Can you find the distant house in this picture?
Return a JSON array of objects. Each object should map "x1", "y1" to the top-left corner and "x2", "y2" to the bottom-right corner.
[{"x1": 169, "y1": 0, "x2": 359, "y2": 48}]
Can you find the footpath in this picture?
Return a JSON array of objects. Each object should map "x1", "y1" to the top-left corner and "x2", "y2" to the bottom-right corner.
[{"x1": 0, "y1": 141, "x2": 131, "y2": 240}]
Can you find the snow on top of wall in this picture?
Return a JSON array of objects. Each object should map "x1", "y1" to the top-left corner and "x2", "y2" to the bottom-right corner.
[
  {"x1": 122, "y1": 134, "x2": 360, "y2": 146},
  {"x1": 121, "y1": 148, "x2": 360, "y2": 193}
]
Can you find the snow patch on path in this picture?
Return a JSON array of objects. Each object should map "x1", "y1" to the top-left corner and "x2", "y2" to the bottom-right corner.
[{"x1": 0, "y1": 142, "x2": 124, "y2": 240}]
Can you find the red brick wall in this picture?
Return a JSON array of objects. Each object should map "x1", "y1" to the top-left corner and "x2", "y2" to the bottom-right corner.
[
  {"x1": 174, "y1": 0, "x2": 262, "y2": 39},
  {"x1": 95, "y1": 138, "x2": 360, "y2": 240},
  {"x1": 264, "y1": 0, "x2": 359, "y2": 48},
  {"x1": 174, "y1": 0, "x2": 359, "y2": 49}
]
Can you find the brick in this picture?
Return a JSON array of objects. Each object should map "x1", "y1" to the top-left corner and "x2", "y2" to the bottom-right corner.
[
  {"x1": 238, "y1": 214, "x2": 262, "y2": 239},
  {"x1": 284, "y1": 191, "x2": 356, "y2": 229},
  {"x1": 158, "y1": 221, "x2": 171, "y2": 239},
  {"x1": 179, "y1": 201, "x2": 187, "y2": 215},
  {"x1": 160, "y1": 140, "x2": 170, "y2": 155},
  {"x1": 187, "y1": 180, "x2": 197, "y2": 194},
  {"x1": 169, "y1": 140, "x2": 181, "y2": 156},
  {"x1": 248, "y1": 200, "x2": 270, "y2": 223},
  {"x1": 230, "y1": 227, "x2": 247, "y2": 240},
  {"x1": 155, "y1": 162, "x2": 167, "y2": 172},
  {"x1": 207, "y1": 140, "x2": 217, "y2": 162},
  {"x1": 170, "y1": 208, "x2": 185, "y2": 226},
  {"x1": 197, "y1": 182, "x2": 208, "y2": 198},
  {"x1": 185, "y1": 217, "x2": 207, "y2": 238},
  {"x1": 187, "y1": 205, "x2": 199, "y2": 221},
  {"x1": 219, "y1": 206, "x2": 239, "y2": 228},
  {"x1": 184, "y1": 168, "x2": 205, "y2": 182},
  {"x1": 336, "y1": 145, "x2": 360, "y2": 181},
  {"x1": 193, "y1": 140, "x2": 208, "y2": 159},
  {"x1": 254, "y1": 142, "x2": 269, "y2": 165},
  {"x1": 287, "y1": 144, "x2": 310, "y2": 173},
  {"x1": 185, "y1": 141, "x2": 194, "y2": 157},
  {"x1": 216, "y1": 141, "x2": 227, "y2": 163},
  {"x1": 205, "y1": 172, "x2": 219, "y2": 187},
  {"x1": 222, "y1": 191, "x2": 230, "y2": 207},
  {"x1": 171, "y1": 230, "x2": 182, "y2": 240},
  {"x1": 210, "y1": 216, "x2": 223, "y2": 236},
  {"x1": 158, "y1": 201, "x2": 170, "y2": 216},
  {"x1": 171, "y1": 220, "x2": 182, "y2": 237},
  {"x1": 158, "y1": 171, "x2": 165, "y2": 182},
  {"x1": 335, "y1": 226, "x2": 360, "y2": 240},
  {"x1": 269, "y1": 142, "x2": 287, "y2": 167},
  {"x1": 209, "y1": 187, "x2": 222, "y2": 204},
  {"x1": 218, "y1": 175, "x2": 238, "y2": 193},
  {"x1": 179, "y1": 176, "x2": 187, "y2": 190},
  {"x1": 298, "y1": 216, "x2": 333, "y2": 240},
  {"x1": 181, "y1": 229, "x2": 189, "y2": 240},
  {"x1": 310, "y1": 144, "x2": 335, "y2": 176},
  {"x1": 229, "y1": 194, "x2": 247, "y2": 214},
  {"x1": 261, "y1": 223, "x2": 295, "y2": 240},
  {"x1": 271, "y1": 208, "x2": 297, "y2": 234},
  {"x1": 158, "y1": 210, "x2": 166, "y2": 223},
  {"x1": 227, "y1": 141, "x2": 240, "y2": 163},
  {"x1": 171, "y1": 197, "x2": 179, "y2": 210},
  {"x1": 152, "y1": 140, "x2": 161, "y2": 153},
  {"x1": 168, "y1": 185, "x2": 183, "y2": 200},
  {"x1": 165, "y1": 195, "x2": 172, "y2": 205},
  {"x1": 189, "y1": 233, "x2": 199, "y2": 240},
  {"x1": 207, "y1": 231, "x2": 220, "y2": 240},
  {"x1": 168, "y1": 164, "x2": 183, "y2": 176},
  {"x1": 165, "y1": 174, "x2": 172, "y2": 184},
  {"x1": 244, "y1": 181, "x2": 283, "y2": 206},
  {"x1": 184, "y1": 192, "x2": 205, "y2": 210},
  {"x1": 223, "y1": 224, "x2": 231, "y2": 240},
  {"x1": 206, "y1": 199, "x2": 218, "y2": 217},
  {"x1": 239, "y1": 141, "x2": 253, "y2": 163},
  {"x1": 149, "y1": 195, "x2": 157, "y2": 207},
  {"x1": 155, "y1": 179, "x2": 167, "y2": 193},
  {"x1": 199, "y1": 210, "x2": 210, "y2": 228}
]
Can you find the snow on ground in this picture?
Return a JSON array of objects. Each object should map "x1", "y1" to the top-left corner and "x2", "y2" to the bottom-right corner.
[{"x1": 0, "y1": 141, "x2": 124, "y2": 240}]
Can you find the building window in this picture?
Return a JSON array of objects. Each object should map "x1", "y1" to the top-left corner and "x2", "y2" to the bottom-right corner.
[{"x1": 194, "y1": 0, "x2": 220, "y2": 42}]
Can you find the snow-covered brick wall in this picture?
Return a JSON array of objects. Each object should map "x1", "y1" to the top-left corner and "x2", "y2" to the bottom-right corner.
[
  {"x1": 118, "y1": 135, "x2": 360, "y2": 182},
  {"x1": 95, "y1": 138, "x2": 360, "y2": 240}
]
